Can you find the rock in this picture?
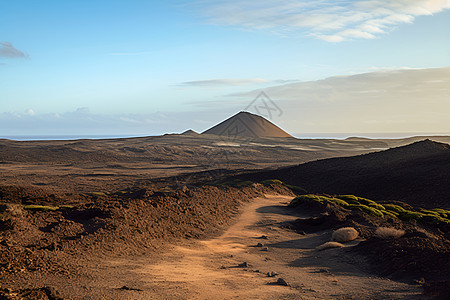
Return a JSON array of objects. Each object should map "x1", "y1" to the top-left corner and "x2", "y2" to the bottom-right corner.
[
  {"x1": 261, "y1": 247, "x2": 269, "y2": 251},
  {"x1": 237, "y1": 262, "x2": 248, "y2": 268},
  {"x1": 256, "y1": 243, "x2": 263, "y2": 247},
  {"x1": 414, "y1": 277, "x2": 426, "y2": 285},
  {"x1": 331, "y1": 227, "x2": 359, "y2": 243},
  {"x1": 316, "y1": 241, "x2": 344, "y2": 251},
  {"x1": 258, "y1": 235, "x2": 269, "y2": 239},
  {"x1": 267, "y1": 271, "x2": 278, "y2": 277},
  {"x1": 276, "y1": 278, "x2": 289, "y2": 286},
  {"x1": 118, "y1": 286, "x2": 143, "y2": 291}
]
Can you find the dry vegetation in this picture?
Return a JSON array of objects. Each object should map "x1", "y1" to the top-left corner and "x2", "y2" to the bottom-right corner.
[{"x1": 375, "y1": 227, "x2": 405, "y2": 239}]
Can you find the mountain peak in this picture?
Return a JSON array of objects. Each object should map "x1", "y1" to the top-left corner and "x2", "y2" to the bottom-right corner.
[{"x1": 202, "y1": 111, "x2": 292, "y2": 138}]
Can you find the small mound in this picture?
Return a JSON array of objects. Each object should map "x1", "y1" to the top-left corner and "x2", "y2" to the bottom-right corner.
[
  {"x1": 375, "y1": 227, "x2": 405, "y2": 239},
  {"x1": 317, "y1": 241, "x2": 344, "y2": 251},
  {"x1": 332, "y1": 227, "x2": 359, "y2": 242}
]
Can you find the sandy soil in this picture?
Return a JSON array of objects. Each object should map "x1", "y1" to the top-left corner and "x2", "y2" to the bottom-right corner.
[{"x1": 40, "y1": 195, "x2": 422, "y2": 300}]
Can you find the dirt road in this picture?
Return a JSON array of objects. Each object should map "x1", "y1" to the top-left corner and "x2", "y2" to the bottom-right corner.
[{"x1": 19, "y1": 194, "x2": 423, "y2": 299}]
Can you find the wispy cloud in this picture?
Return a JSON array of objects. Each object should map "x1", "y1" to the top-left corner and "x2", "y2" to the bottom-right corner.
[
  {"x1": 234, "y1": 66, "x2": 450, "y2": 99},
  {"x1": 181, "y1": 78, "x2": 269, "y2": 86},
  {"x1": 0, "y1": 42, "x2": 28, "y2": 58},
  {"x1": 192, "y1": 0, "x2": 450, "y2": 42},
  {"x1": 230, "y1": 67, "x2": 450, "y2": 132}
]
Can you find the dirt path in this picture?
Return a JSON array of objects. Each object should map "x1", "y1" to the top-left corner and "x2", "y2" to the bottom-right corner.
[{"x1": 100, "y1": 194, "x2": 421, "y2": 300}]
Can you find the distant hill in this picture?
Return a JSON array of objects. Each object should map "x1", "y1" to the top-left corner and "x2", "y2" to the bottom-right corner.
[
  {"x1": 202, "y1": 111, "x2": 292, "y2": 138},
  {"x1": 181, "y1": 129, "x2": 199, "y2": 135},
  {"x1": 235, "y1": 139, "x2": 450, "y2": 208}
]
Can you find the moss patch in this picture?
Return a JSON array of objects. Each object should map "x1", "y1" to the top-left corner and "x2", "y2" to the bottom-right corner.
[
  {"x1": 260, "y1": 179, "x2": 283, "y2": 186},
  {"x1": 294, "y1": 194, "x2": 450, "y2": 228},
  {"x1": 23, "y1": 205, "x2": 59, "y2": 212},
  {"x1": 348, "y1": 204, "x2": 384, "y2": 218}
]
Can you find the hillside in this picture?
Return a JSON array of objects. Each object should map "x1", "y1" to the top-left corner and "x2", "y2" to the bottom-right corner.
[{"x1": 233, "y1": 139, "x2": 450, "y2": 208}]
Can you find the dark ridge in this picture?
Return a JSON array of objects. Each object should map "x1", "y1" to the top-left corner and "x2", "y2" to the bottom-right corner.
[{"x1": 232, "y1": 139, "x2": 450, "y2": 208}]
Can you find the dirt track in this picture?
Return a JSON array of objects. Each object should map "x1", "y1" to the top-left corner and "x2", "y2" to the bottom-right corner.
[{"x1": 68, "y1": 195, "x2": 422, "y2": 300}]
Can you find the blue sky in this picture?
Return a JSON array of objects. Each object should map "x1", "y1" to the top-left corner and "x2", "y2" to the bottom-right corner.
[{"x1": 1, "y1": 0, "x2": 449, "y2": 137}]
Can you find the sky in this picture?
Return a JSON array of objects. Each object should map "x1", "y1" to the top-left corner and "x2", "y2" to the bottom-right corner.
[{"x1": 1, "y1": 0, "x2": 449, "y2": 138}]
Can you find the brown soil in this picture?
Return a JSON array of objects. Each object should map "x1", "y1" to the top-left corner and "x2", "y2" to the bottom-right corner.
[
  {"x1": 0, "y1": 184, "x2": 292, "y2": 277},
  {"x1": 1, "y1": 136, "x2": 449, "y2": 299}
]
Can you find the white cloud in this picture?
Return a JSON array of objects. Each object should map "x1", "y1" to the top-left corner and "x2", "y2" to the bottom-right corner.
[
  {"x1": 191, "y1": 0, "x2": 450, "y2": 41},
  {"x1": 0, "y1": 42, "x2": 28, "y2": 58}
]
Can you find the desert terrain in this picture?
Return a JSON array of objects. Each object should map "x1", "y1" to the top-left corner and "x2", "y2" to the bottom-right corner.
[{"x1": 1, "y1": 129, "x2": 450, "y2": 299}]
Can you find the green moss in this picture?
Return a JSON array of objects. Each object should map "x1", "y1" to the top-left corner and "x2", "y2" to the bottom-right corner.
[
  {"x1": 289, "y1": 194, "x2": 324, "y2": 207},
  {"x1": 383, "y1": 210, "x2": 398, "y2": 218},
  {"x1": 356, "y1": 197, "x2": 384, "y2": 210},
  {"x1": 260, "y1": 179, "x2": 283, "y2": 186},
  {"x1": 294, "y1": 193, "x2": 448, "y2": 226},
  {"x1": 292, "y1": 195, "x2": 350, "y2": 208},
  {"x1": 60, "y1": 205, "x2": 75, "y2": 209},
  {"x1": 419, "y1": 209, "x2": 440, "y2": 216},
  {"x1": 336, "y1": 195, "x2": 360, "y2": 204},
  {"x1": 398, "y1": 210, "x2": 424, "y2": 221},
  {"x1": 369, "y1": 203, "x2": 385, "y2": 211},
  {"x1": 384, "y1": 204, "x2": 407, "y2": 214},
  {"x1": 336, "y1": 195, "x2": 384, "y2": 210},
  {"x1": 325, "y1": 198, "x2": 350, "y2": 208},
  {"x1": 348, "y1": 204, "x2": 384, "y2": 217},
  {"x1": 92, "y1": 192, "x2": 107, "y2": 197},
  {"x1": 431, "y1": 208, "x2": 450, "y2": 218},
  {"x1": 23, "y1": 205, "x2": 59, "y2": 212}
]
